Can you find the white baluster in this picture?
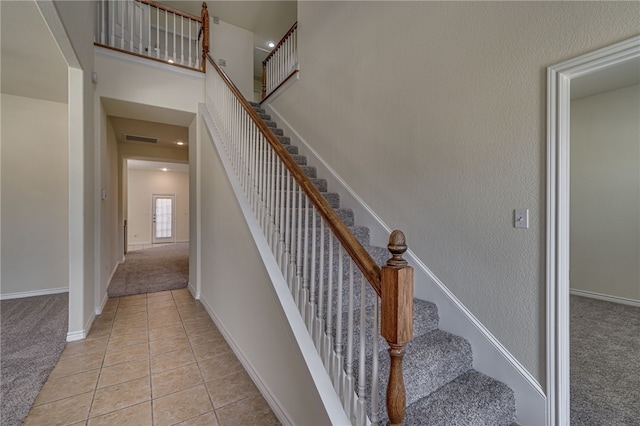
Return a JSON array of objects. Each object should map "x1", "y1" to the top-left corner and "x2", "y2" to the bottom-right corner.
[
  {"x1": 156, "y1": 7, "x2": 160, "y2": 58},
  {"x1": 110, "y1": 0, "x2": 115, "y2": 46},
  {"x1": 172, "y1": 13, "x2": 176, "y2": 63},
  {"x1": 120, "y1": 1, "x2": 125, "y2": 49},
  {"x1": 129, "y1": 1, "x2": 133, "y2": 51},
  {"x1": 138, "y1": 3, "x2": 142, "y2": 53},
  {"x1": 334, "y1": 244, "x2": 344, "y2": 391},
  {"x1": 301, "y1": 194, "x2": 310, "y2": 317},
  {"x1": 324, "y1": 233, "x2": 334, "y2": 371},
  {"x1": 307, "y1": 205, "x2": 317, "y2": 335},
  {"x1": 180, "y1": 17, "x2": 184, "y2": 65},
  {"x1": 343, "y1": 261, "x2": 355, "y2": 420},
  {"x1": 356, "y1": 275, "x2": 367, "y2": 426},
  {"x1": 315, "y1": 219, "x2": 325, "y2": 351},
  {"x1": 164, "y1": 10, "x2": 168, "y2": 60},
  {"x1": 188, "y1": 18, "x2": 192, "y2": 66},
  {"x1": 371, "y1": 298, "x2": 380, "y2": 426},
  {"x1": 147, "y1": 4, "x2": 151, "y2": 56}
]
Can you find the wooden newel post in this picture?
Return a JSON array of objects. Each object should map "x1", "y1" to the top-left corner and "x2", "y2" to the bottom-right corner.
[
  {"x1": 201, "y1": 2, "x2": 209, "y2": 72},
  {"x1": 262, "y1": 62, "x2": 267, "y2": 100},
  {"x1": 381, "y1": 230, "x2": 414, "y2": 426}
]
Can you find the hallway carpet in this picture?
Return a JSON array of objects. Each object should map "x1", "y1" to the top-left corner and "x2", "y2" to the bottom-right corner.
[
  {"x1": 1, "y1": 293, "x2": 68, "y2": 426},
  {"x1": 23, "y1": 289, "x2": 279, "y2": 425},
  {"x1": 108, "y1": 243, "x2": 189, "y2": 298},
  {"x1": 570, "y1": 295, "x2": 640, "y2": 425}
]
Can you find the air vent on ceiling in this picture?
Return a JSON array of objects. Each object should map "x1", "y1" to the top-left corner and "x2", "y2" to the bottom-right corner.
[{"x1": 124, "y1": 134, "x2": 158, "y2": 144}]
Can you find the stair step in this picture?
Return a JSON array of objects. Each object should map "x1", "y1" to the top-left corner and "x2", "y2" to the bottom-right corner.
[
  {"x1": 249, "y1": 101, "x2": 260, "y2": 108},
  {"x1": 264, "y1": 120, "x2": 278, "y2": 128},
  {"x1": 300, "y1": 166, "x2": 316, "y2": 178},
  {"x1": 270, "y1": 128, "x2": 284, "y2": 136},
  {"x1": 278, "y1": 191, "x2": 339, "y2": 209},
  {"x1": 259, "y1": 113, "x2": 271, "y2": 121},
  {"x1": 291, "y1": 154, "x2": 306, "y2": 166},
  {"x1": 331, "y1": 299, "x2": 440, "y2": 370},
  {"x1": 403, "y1": 370, "x2": 516, "y2": 426},
  {"x1": 277, "y1": 136, "x2": 290, "y2": 145},
  {"x1": 269, "y1": 177, "x2": 328, "y2": 193},
  {"x1": 285, "y1": 145, "x2": 298, "y2": 155},
  {"x1": 368, "y1": 330, "x2": 473, "y2": 422},
  {"x1": 278, "y1": 207, "x2": 354, "y2": 226}
]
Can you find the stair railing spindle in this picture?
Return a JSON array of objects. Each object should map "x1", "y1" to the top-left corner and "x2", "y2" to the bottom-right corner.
[
  {"x1": 324, "y1": 233, "x2": 334, "y2": 371},
  {"x1": 344, "y1": 260, "x2": 355, "y2": 419},
  {"x1": 334, "y1": 244, "x2": 344, "y2": 390}
]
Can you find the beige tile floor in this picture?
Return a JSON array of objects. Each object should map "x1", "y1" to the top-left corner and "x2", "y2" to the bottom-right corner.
[{"x1": 24, "y1": 289, "x2": 280, "y2": 426}]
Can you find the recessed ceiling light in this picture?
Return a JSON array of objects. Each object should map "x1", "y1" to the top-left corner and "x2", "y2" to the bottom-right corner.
[
  {"x1": 267, "y1": 42, "x2": 275, "y2": 48},
  {"x1": 176, "y1": 141, "x2": 185, "y2": 146},
  {"x1": 168, "y1": 59, "x2": 174, "y2": 64},
  {"x1": 161, "y1": 168, "x2": 169, "y2": 172}
]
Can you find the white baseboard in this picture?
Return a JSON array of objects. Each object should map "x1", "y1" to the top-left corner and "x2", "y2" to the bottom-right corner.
[
  {"x1": 199, "y1": 297, "x2": 294, "y2": 426},
  {"x1": 187, "y1": 281, "x2": 199, "y2": 300},
  {"x1": 570, "y1": 288, "x2": 640, "y2": 307},
  {"x1": 267, "y1": 104, "x2": 546, "y2": 426},
  {"x1": 96, "y1": 290, "x2": 110, "y2": 315},
  {"x1": 67, "y1": 310, "x2": 95, "y2": 342},
  {"x1": 0, "y1": 287, "x2": 68, "y2": 300}
]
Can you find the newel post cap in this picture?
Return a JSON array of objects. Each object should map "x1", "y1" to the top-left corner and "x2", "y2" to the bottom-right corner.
[{"x1": 387, "y1": 230, "x2": 408, "y2": 267}]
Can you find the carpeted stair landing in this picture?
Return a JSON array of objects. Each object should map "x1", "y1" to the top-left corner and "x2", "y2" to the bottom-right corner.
[{"x1": 249, "y1": 102, "x2": 516, "y2": 425}]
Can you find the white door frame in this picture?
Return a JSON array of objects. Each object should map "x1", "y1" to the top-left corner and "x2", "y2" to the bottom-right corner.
[
  {"x1": 152, "y1": 194, "x2": 176, "y2": 244},
  {"x1": 546, "y1": 35, "x2": 640, "y2": 425}
]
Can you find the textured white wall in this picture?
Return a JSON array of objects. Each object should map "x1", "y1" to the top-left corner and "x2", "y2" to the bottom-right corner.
[
  {"x1": 198, "y1": 125, "x2": 333, "y2": 425},
  {"x1": 209, "y1": 19, "x2": 254, "y2": 100},
  {"x1": 127, "y1": 169, "x2": 189, "y2": 245},
  {"x1": 0, "y1": 94, "x2": 69, "y2": 296},
  {"x1": 271, "y1": 1, "x2": 640, "y2": 384},
  {"x1": 571, "y1": 84, "x2": 640, "y2": 302}
]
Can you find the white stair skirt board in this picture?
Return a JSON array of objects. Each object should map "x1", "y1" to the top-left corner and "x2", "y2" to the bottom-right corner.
[
  {"x1": 0, "y1": 287, "x2": 69, "y2": 300},
  {"x1": 200, "y1": 105, "x2": 350, "y2": 426},
  {"x1": 570, "y1": 289, "x2": 640, "y2": 308},
  {"x1": 266, "y1": 103, "x2": 546, "y2": 426}
]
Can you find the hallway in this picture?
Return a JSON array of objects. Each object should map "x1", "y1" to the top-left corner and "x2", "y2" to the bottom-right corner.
[{"x1": 23, "y1": 289, "x2": 279, "y2": 425}]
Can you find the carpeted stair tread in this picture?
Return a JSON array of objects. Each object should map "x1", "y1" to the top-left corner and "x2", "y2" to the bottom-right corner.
[
  {"x1": 281, "y1": 191, "x2": 339, "y2": 209},
  {"x1": 331, "y1": 298, "x2": 440, "y2": 369},
  {"x1": 403, "y1": 370, "x2": 516, "y2": 426},
  {"x1": 270, "y1": 128, "x2": 284, "y2": 136},
  {"x1": 259, "y1": 113, "x2": 271, "y2": 120},
  {"x1": 277, "y1": 136, "x2": 291, "y2": 145},
  {"x1": 300, "y1": 166, "x2": 317, "y2": 178},
  {"x1": 370, "y1": 330, "x2": 473, "y2": 411},
  {"x1": 264, "y1": 120, "x2": 278, "y2": 128},
  {"x1": 291, "y1": 154, "x2": 307, "y2": 165}
]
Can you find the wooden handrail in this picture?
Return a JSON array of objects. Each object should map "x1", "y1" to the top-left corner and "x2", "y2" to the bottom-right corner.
[
  {"x1": 207, "y1": 53, "x2": 382, "y2": 295},
  {"x1": 263, "y1": 22, "x2": 298, "y2": 66},
  {"x1": 137, "y1": 0, "x2": 202, "y2": 22},
  {"x1": 207, "y1": 53, "x2": 414, "y2": 425}
]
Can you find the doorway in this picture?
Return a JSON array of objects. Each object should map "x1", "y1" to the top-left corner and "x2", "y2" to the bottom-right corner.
[
  {"x1": 152, "y1": 194, "x2": 176, "y2": 244},
  {"x1": 546, "y1": 35, "x2": 640, "y2": 425}
]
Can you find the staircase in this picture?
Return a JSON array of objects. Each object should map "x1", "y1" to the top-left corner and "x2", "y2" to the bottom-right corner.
[{"x1": 249, "y1": 101, "x2": 517, "y2": 425}]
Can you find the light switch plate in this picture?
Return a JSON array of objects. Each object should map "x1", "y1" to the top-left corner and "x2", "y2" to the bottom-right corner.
[{"x1": 515, "y1": 209, "x2": 529, "y2": 229}]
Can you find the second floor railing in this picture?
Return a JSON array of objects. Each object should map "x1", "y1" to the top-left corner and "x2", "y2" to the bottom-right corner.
[
  {"x1": 262, "y1": 22, "x2": 298, "y2": 101},
  {"x1": 206, "y1": 53, "x2": 414, "y2": 425},
  {"x1": 95, "y1": 0, "x2": 209, "y2": 72}
]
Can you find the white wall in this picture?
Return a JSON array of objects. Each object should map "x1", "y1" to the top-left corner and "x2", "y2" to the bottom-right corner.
[
  {"x1": 571, "y1": 84, "x2": 640, "y2": 302},
  {"x1": 49, "y1": 0, "x2": 96, "y2": 339},
  {"x1": 271, "y1": 1, "x2": 640, "y2": 385},
  {"x1": 96, "y1": 110, "x2": 120, "y2": 309},
  {"x1": 198, "y1": 121, "x2": 332, "y2": 425},
  {"x1": 95, "y1": 50, "x2": 205, "y2": 114},
  {"x1": 209, "y1": 18, "x2": 254, "y2": 100},
  {"x1": 0, "y1": 94, "x2": 69, "y2": 297},
  {"x1": 127, "y1": 168, "x2": 189, "y2": 245}
]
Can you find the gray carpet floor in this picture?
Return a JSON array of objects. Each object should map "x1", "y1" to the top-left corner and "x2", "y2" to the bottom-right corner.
[
  {"x1": 107, "y1": 243, "x2": 189, "y2": 298},
  {"x1": 571, "y1": 295, "x2": 640, "y2": 425},
  {"x1": 1, "y1": 293, "x2": 68, "y2": 426}
]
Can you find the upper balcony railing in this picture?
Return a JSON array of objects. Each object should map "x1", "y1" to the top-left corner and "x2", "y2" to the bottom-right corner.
[
  {"x1": 95, "y1": 0, "x2": 209, "y2": 72},
  {"x1": 262, "y1": 22, "x2": 298, "y2": 102}
]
